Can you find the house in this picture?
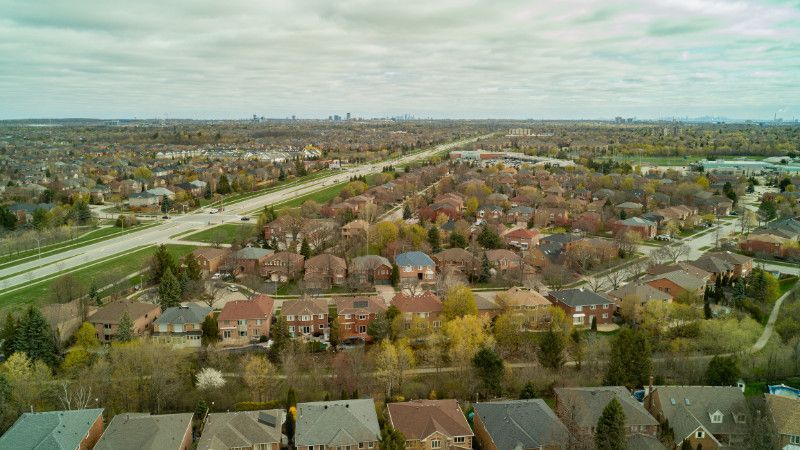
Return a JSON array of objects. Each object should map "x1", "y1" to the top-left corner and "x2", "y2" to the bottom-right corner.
[
  {"x1": 433, "y1": 248, "x2": 476, "y2": 277},
  {"x1": 197, "y1": 410, "x2": 285, "y2": 450},
  {"x1": 260, "y1": 251, "x2": 305, "y2": 282},
  {"x1": 217, "y1": 295, "x2": 274, "y2": 344},
  {"x1": 227, "y1": 247, "x2": 273, "y2": 275},
  {"x1": 494, "y1": 286, "x2": 553, "y2": 329},
  {"x1": 0, "y1": 408, "x2": 104, "y2": 450},
  {"x1": 303, "y1": 253, "x2": 347, "y2": 288},
  {"x1": 502, "y1": 227, "x2": 540, "y2": 250},
  {"x1": 642, "y1": 270, "x2": 708, "y2": 298},
  {"x1": 146, "y1": 187, "x2": 176, "y2": 201},
  {"x1": 282, "y1": 296, "x2": 328, "y2": 338},
  {"x1": 341, "y1": 219, "x2": 370, "y2": 239},
  {"x1": 644, "y1": 386, "x2": 748, "y2": 450},
  {"x1": 765, "y1": 394, "x2": 800, "y2": 449},
  {"x1": 616, "y1": 201, "x2": 644, "y2": 216},
  {"x1": 485, "y1": 249, "x2": 526, "y2": 274},
  {"x1": 95, "y1": 413, "x2": 193, "y2": 450},
  {"x1": 295, "y1": 399, "x2": 380, "y2": 450},
  {"x1": 387, "y1": 399, "x2": 473, "y2": 450},
  {"x1": 192, "y1": 247, "x2": 232, "y2": 276},
  {"x1": 89, "y1": 300, "x2": 161, "y2": 342},
  {"x1": 396, "y1": 251, "x2": 436, "y2": 284},
  {"x1": 610, "y1": 217, "x2": 657, "y2": 240},
  {"x1": 473, "y1": 400, "x2": 568, "y2": 450},
  {"x1": 740, "y1": 233, "x2": 791, "y2": 258},
  {"x1": 605, "y1": 282, "x2": 673, "y2": 308},
  {"x1": 391, "y1": 291, "x2": 444, "y2": 330},
  {"x1": 547, "y1": 288, "x2": 614, "y2": 327},
  {"x1": 334, "y1": 296, "x2": 387, "y2": 342},
  {"x1": 554, "y1": 387, "x2": 659, "y2": 442},
  {"x1": 686, "y1": 251, "x2": 753, "y2": 281},
  {"x1": 152, "y1": 304, "x2": 212, "y2": 348},
  {"x1": 349, "y1": 255, "x2": 393, "y2": 285}
]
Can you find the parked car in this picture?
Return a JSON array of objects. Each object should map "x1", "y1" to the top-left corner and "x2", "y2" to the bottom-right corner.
[
  {"x1": 655, "y1": 234, "x2": 672, "y2": 241},
  {"x1": 162, "y1": 215, "x2": 170, "y2": 219},
  {"x1": 211, "y1": 272, "x2": 221, "y2": 280},
  {"x1": 226, "y1": 285, "x2": 239, "y2": 292},
  {"x1": 240, "y1": 216, "x2": 250, "y2": 221}
]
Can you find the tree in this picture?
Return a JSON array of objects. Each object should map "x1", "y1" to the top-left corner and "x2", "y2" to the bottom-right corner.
[
  {"x1": 595, "y1": 398, "x2": 627, "y2": 450},
  {"x1": 158, "y1": 267, "x2": 182, "y2": 309},
  {"x1": 478, "y1": 226, "x2": 503, "y2": 249},
  {"x1": 443, "y1": 316, "x2": 494, "y2": 370},
  {"x1": 329, "y1": 318, "x2": 340, "y2": 349},
  {"x1": 520, "y1": 381, "x2": 538, "y2": 399},
  {"x1": 380, "y1": 425, "x2": 406, "y2": 450},
  {"x1": 604, "y1": 327, "x2": 652, "y2": 389},
  {"x1": 184, "y1": 253, "x2": 202, "y2": 281},
  {"x1": 402, "y1": 204, "x2": 412, "y2": 220},
  {"x1": 479, "y1": 252, "x2": 491, "y2": 283},
  {"x1": 116, "y1": 311, "x2": 134, "y2": 342},
  {"x1": 75, "y1": 322, "x2": 99, "y2": 349},
  {"x1": 367, "y1": 312, "x2": 390, "y2": 342},
  {"x1": 374, "y1": 339, "x2": 400, "y2": 397},
  {"x1": 427, "y1": 226, "x2": 442, "y2": 253},
  {"x1": 217, "y1": 174, "x2": 232, "y2": 194},
  {"x1": 268, "y1": 315, "x2": 291, "y2": 364},
  {"x1": 1, "y1": 312, "x2": 18, "y2": 356},
  {"x1": 390, "y1": 263, "x2": 399, "y2": 287},
  {"x1": 201, "y1": 315, "x2": 220, "y2": 346},
  {"x1": 299, "y1": 238, "x2": 311, "y2": 259},
  {"x1": 151, "y1": 244, "x2": 178, "y2": 284},
  {"x1": 196, "y1": 367, "x2": 226, "y2": 391},
  {"x1": 472, "y1": 346, "x2": 504, "y2": 397},
  {"x1": 704, "y1": 355, "x2": 740, "y2": 386},
  {"x1": 13, "y1": 306, "x2": 59, "y2": 366},
  {"x1": 568, "y1": 328, "x2": 585, "y2": 370},
  {"x1": 442, "y1": 284, "x2": 478, "y2": 320},
  {"x1": 449, "y1": 232, "x2": 466, "y2": 249},
  {"x1": 493, "y1": 312, "x2": 524, "y2": 355},
  {"x1": 242, "y1": 354, "x2": 275, "y2": 402},
  {"x1": 538, "y1": 328, "x2": 565, "y2": 370},
  {"x1": 758, "y1": 198, "x2": 777, "y2": 222}
]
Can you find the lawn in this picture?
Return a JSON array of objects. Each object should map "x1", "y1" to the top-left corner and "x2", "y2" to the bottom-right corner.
[
  {"x1": 0, "y1": 223, "x2": 158, "y2": 270},
  {"x1": 779, "y1": 276, "x2": 799, "y2": 296},
  {"x1": 200, "y1": 169, "x2": 335, "y2": 207},
  {"x1": 181, "y1": 223, "x2": 257, "y2": 244},
  {"x1": 0, "y1": 244, "x2": 196, "y2": 311},
  {"x1": 273, "y1": 182, "x2": 348, "y2": 212},
  {"x1": 698, "y1": 245, "x2": 711, "y2": 251}
]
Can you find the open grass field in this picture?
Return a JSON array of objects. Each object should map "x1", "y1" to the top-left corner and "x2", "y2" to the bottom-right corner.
[
  {"x1": 200, "y1": 169, "x2": 335, "y2": 207},
  {"x1": 271, "y1": 182, "x2": 348, "y2": 212},
  {"x1": 0, "y1": 244, "x2": 196, "y2": 312},
  {"x1": 779, "y1": 276, "x2": 799, "y2": 296},
  {"x1": 181, "y1": 223, "x2": 257, "y2": 244}
]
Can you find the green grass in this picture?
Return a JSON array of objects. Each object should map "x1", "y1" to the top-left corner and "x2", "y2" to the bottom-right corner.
[
  {"x1": 273, "y1": 182, "x2": 348, "y2": 212},
  {"x1": 200, "y1": 169, "x2": 335, "y2": 207},
  {"x1": 0, "y1": 244, "x2": 196, "y2": 311},
  {"x1": 0, "y1": 223, "x2": 158, "y2": 271},
  {"x1": 779, "y1": 276, "x2": 799, "y2": 296},
  {"x1": 181, "y1": 223, "x2": 257, "y2": 244},
  {"x1": 698, "y1": 245, "x2": 711, "y2": 251},
  {"x1": 756, "y1": 258, "x2": 800, "y2": 268}
]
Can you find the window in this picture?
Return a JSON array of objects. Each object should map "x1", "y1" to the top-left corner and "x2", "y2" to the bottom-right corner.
[
  {"x1": 454, "y1": 437, "x2": 465, "y2": 444},
  {"x1": 711, "y1": 413, "x2": 723, "y2": 423},
  {"x1": 104, "y1": 323, "x2": 112, "y2": 329},
  {"x1": 358, "y1": 325, "x2": 367, "y2": 333},
  {"x1": 359, "y1": 315, "x2": 367, "y2": 320},
  {"x1": 286, "y1": 315, "x2": 294, "y2": 321},
  {"x1": 318, "y1": 314, "x2": 325, "y2": 319},
  {"x1": 404, "y1": 266, "x2": 412, "y2": 272},
  {"x1": 602, "y1": 313, "x2": 608, "y2": 319},
  {"x1": 591, "y1": 305, "x2": 597, "y2": 310},
  {"x1": 358, "y1": 443, "x2": 364, "y2": 449},
  {"x1": 256, "y1": 319, "x2": 262, "y2": 326},
  {"x1": 344, "y1": 314, "x2": 352, "y2": 320},
  {"x1": 223, "y1": 330, "x2": 231, "y2": 338},
  {"x1": 288, "y1": 326, "x2": 295, "y2": 332},
  {"x1": 575, "y1": 306, "x2": 583, "y2": 312},
  {"x1": 696, "y1": 430, "x2": 705, "y2": 439},
  {"x1": 433, "y1": 321, "x2": 441, "y2": 328},
  {"x1": 790, "y1": 435, "x2": 800, "y2": 445},
  {"x1": 301, "y1": 315, "x2": 311, "y2": 321},
  {"x1": 345, "y1": 324, "x2": 352, "y2": 330},
  {"x1": 238, "y1": 319, "x2": 247, "y2": 325},
  {"x1": 431, "y1": 440, "x2": 441, "y2": 449},
  {"x1": 603, "y1": 304, "x2": 609, "y2": 309},
  {"x1": 368, "y1": 442, "x2": 374, "y2": 448},
  {"x1": 573, "y1": 316, "x2": 584, "y2": 325},
  {"x1": 253, "y1": 329, "x2": 260, "y2": 336},
  {"x1": 239, "y1": 331, "x2": 247, "y2": 337}
]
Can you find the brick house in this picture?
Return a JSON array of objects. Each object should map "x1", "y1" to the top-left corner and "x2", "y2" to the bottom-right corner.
[
  {"x1": 95, "y1": 413, "x2": 194, "y2": 450},
  {"x1": 282, "y1": 296, "x2": 329, "y2": 338},
  {"x1": 740, "y1": 233, "x2": 790, "y2": 258},
  {"x1": 502, "y1": 227, "x2": 540, "y2": 250},
  {"x1": 152, "y1": 304, "x2": 212, "y2": 348},
  {"x1": 333, "y1": 296, "x2": 387, "y2": 343},
  {"x1": 192, "y1": 247, "x2": 232, "y2": 276},
  {"x1": 610, "y1": 217, "x2": 657, "y2": 240},
  {"x1": 391, "y1": 291, "x2": 444, "y2": 330},
  {"x1": 260, "y1": 251, "x2": 305, "y2": 282},
  {"x1": 0, "y1": 408, "x2": 105, "y2": 450},
  {"x1": 89, "y1": 300, "x2": 161, "y2": 343},
  {"x1": 547, "y1": 288, "x2": 614, "y2": 327},
  {"x1": 303, "y1": 253, "x2": 347, "y2": 288},
  {"x1": 349, "y1": 255, "x2": 393, "y2": 285},
  {"x1": 395, "y1": 251, "x2": 436, "y2": 284},
  {"x1": 642, "y1": 269, "x2": 708, "y2": 298},
  {"x1": 433, "y1": 248, "x2": 476, "y2": 276},
  {"x1": 765, "y1": 394, "x2": 800, "y2": 449},
  {"x1": 387, "y1": 400, "x2": 473, "y2": 450},
  {"x1": 295, "y1": 399, "x2": 380, "y2": 450},
  {"x1": 473, "y1": 400, "x2": 568, "y2": 450},
  {"x1": 686, "y1": 251, "x2": 753, "y2": 282},
  {"x1": 226, "y1": 247, "x2": 273, "y2": 276},
  {"x1": 644, "y1": 386, "x2": 748, "y2": 450},
  {"x1": 217, "y1": 295, "x2": 274, "y2": 345},
  {"x1": 341, "y1": 219, "x2": 370, "y2": 239}
]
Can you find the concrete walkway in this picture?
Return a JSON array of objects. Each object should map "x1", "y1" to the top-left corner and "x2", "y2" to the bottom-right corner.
[{"x1": 751, "y1": 286, "x2": 797, "y2": 352}]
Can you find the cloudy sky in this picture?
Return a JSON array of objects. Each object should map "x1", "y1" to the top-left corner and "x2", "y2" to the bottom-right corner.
[{"x1": 1, "y1": 0, "x2": 798, "y2": 120}]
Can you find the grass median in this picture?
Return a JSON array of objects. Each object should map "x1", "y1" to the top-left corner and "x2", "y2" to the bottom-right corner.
[{"x1": 181, "y1": 223, "x2": 257, "y2": 244}]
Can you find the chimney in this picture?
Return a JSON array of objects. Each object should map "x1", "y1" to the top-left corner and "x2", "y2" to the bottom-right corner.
[{"x1": 647, "y1": 375, "x2": 654, "y2": 410}]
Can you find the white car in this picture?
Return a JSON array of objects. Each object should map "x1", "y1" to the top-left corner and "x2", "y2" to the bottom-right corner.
[
  {"x1": 655, "y1": 234, "x2": 672, "y2": 241},
  {"x1": 207, "y1": 209, "x2": 218, "y2": 214},
  {"x1": 211, "y1": 272, "x2": 221, "y2": 280},
  {"x1": 226, "y1": 285, "x2": 239, "y2": 292}
]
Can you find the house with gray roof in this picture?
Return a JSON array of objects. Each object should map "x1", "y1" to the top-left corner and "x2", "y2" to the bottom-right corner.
[
  {"x1": 547, "y1": 288, "x2": 615, "y2": 327},
  {"x1": 644, "y1": 385, "x2": 748, "y2": 450},
  {"x1": 226, "y1": 246, "x2": 274, "y2": 275},
  {"x1": 606, "y1": 282, "x2": 672, "y2": 307},
  {"x1": 295, "y1": 399, "x2": 380, "y2": 450},
  {"x1": 473, "y1": 400, "x2": 568, "y2": 450},
  {"x1": 0, "y1": 408, "x2": 104, "y2": 450},
  {"x1": 197, "y1": 410, "x2": 285, "y2": 450},
  {"x1": 395, "y1": 251, "x2": 436, "y2": 284},
  {"x1": 642, "y1": 269, "x2": 707, "y2": 298},
  {"x1": 555, "y1": 387, "x2": 659, "y2": 443},
  {"x1": 152, "y1": 303, "x2": 212, "y2": 348},
  {"x1": 95, "y1": 413, "x2": 193, "y2": 450},
  {"x1": 349, "y1": 255, "x2": 392, "y2": 285}
]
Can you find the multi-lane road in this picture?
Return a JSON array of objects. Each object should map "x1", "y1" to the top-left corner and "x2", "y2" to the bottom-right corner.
[{"x1": 0, "y1": 135, "x2": 492, "y2": 293}]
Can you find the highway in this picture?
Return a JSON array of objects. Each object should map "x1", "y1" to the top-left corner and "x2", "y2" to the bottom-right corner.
[{"x1": 0, "y1": 134, "x2": 492, "y2": 293}]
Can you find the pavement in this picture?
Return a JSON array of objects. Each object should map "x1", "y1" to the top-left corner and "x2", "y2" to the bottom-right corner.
[{"x1": 0, "y1": 134, "x2": 490, "y2": 293}]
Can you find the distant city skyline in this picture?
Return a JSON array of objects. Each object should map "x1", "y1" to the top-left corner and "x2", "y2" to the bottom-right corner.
[{"x1": 0, "y1": 0, "x2": 798, "y2": 120}]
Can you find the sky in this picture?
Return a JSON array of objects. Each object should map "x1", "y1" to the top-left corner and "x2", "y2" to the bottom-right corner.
[{"x1": 0, "y1": 0, "x2": 799, "y2": 120}]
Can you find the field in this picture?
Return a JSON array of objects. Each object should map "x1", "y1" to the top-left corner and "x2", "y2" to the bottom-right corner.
[
  {"x1": 603, "y1": 155, "x2": 767, "y2": 166},
  {"x1": 200, "y1": 169, "x2": 335, "y2": 207},
  {"x1": 273, "y1": 182, "x2": 348, "y2": 212},
  {"x1": 181, "y1": 223, "x2": 257, "y2": 244},
  {"x1": 0, "y1": 244, "x2": 196, "y2": 311}
]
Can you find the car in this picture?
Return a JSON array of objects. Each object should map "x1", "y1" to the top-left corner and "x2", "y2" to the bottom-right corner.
[
  {"x1": 162, "y1": 215, "x2": 170, "y2": 219},
  {"x1": 730, "y1": 211, "x2": 738, "y2": 216},
  {"x1": 655, "y1": 234, "x2": 672, "y2": 241},
  {"x1": 240, "y1": 216, "x2": 250, "y2": 221},
  {"x1": 226, "y1": 285, "x2": 239, "y2": 292},
  {"x1": 211, "y1": 272, "x2": 221, "y2": 280},
  {"x1": 207, "y1": 209, "x2": 218, "y2": 214}
]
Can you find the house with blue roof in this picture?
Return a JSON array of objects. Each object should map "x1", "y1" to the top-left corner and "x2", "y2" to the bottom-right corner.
[
  {"x1": 0, "y1": 408, "x2": 104, "y2": 450},
  {"x1": 395, "y1": 251, "x2": 436, "y2": 284}
]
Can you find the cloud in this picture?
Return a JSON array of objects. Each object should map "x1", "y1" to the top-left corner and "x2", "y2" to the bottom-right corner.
[{"x1": 0, "y1": 0, "x2": 798, "y2": 119}]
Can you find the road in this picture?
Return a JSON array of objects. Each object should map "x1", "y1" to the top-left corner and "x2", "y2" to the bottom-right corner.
[{"x1": 0, "y1": 134, "x2": 492, "y2": 292}]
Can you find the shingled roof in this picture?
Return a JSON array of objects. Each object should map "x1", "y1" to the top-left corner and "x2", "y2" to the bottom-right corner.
[
  {"x1": 555, "y1": 386, "x2": 658, "y2": 429},
  {"x1": 197, "y1": 410, "x2": 285, "y2": 450},
  {"x1": 295, "y1": 399, "x2": 380, "y2": 447},
  {"x1": 387, "y1": 400, "x2": 472, "y2": 441},
  {"x1": 95, "y1": 413, "x2": 193, "y2": 450},
  {"x1": 474, "y1": 400, "x2": 568, "y2": 450},
  {"x1": 0, "y1": 408, "x2": 104, "y2": 450}
]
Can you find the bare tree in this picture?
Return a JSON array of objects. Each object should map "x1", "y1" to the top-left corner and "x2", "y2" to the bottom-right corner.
[
  {"x1": 585, "y1": 276, "x2": 607, "y2": 292},
  {"x1": 57, "y1": 382, "x2": 94, "y2": 411},
  {"x1": 604, "y1": 270, "x2": 626, "y2": 290}
]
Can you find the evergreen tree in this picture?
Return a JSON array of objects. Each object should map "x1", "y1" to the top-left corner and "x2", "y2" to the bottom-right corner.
[
  {"x1": 0, "y1": 312, "x2": 17, "y2": 356},
  {"x1": 402, "y1": 204, "x2": 412, "y2": 220},
  {"x1": 328, "y1": 318, "x2": 340, "y2": 349},
  {"x1": 380, "y1": 425, "x2": 406, "y2": 450},
  {"x1": 472, "y1": 346, "x2": 504, "y2": 396},
  {"x1": 268, "y1": 315, "x2": 291, "y2": 364},
  {"x1": 680, "y1": 441, "x2": 692, "y2": 450},
  {"x1": 158, "y1": 267, "x2": 182, "y2": 309},
  {"x1": 704, "y1": 355, "x2": 740, "y2": 386},
  {"x1": 595, "y1": 398, "x2": 627, "y2": 450},
  {"x1": 519, "y1": 381, "x2": 538, "y2": 399},
  {"x1": 538, "y1": 328, "x2": 565, "y2": 370},
  {"x1": 704, "y1": 297, "x2": 713, "y2": 319},
  {"x1": 448, "y1": 232, "x2": 466, "y2": 248},
  {"x1": 217, "y1": 174, "x2": 232, "y2": 194},
  {"x1": 604, "y1": 327, "x2": 652, "y2": 389},
  {"x1": 591, "y1": 316, "x2": 597, "y2": 332},
  {"x1": 201, "y1": 315, "x2": 220, "y2": 346},
  {"x1": 184, "y1": 253, "x2": 202, "y2": 281},
  {"x1": 116, "y1": 311, "x2": 134, "y2": 342},
  {"x1": 89, "y1": 281, "x2": 101, "y2": 306},
  {"x1": 14, "y1": 306, "x2": 59, "y2": 366},
  {"x1": 204, "y1": 184, "x2": 212, "y2": 199},
  {"x1": 151, "y1": 244, "x2": 178, "y2": 284},
  {"x1": 477, "y1": 226, "x2": 503, "y2": 249},
  {"x1": 300, "y1": 238, "x2": 311, "y2": 259},
  {"x1": 479, "y1": 252, "x2": 491, "y2": 283},
  {"x1": 390, "y1": 263, "x2": 399, "y2": 287},
  {"x1": 278, "y1": 167, "x2": 286, "y2": 181},
  {"x1": 367, "y1": 311, "x2": 390, "y2": 342},
  {"x1": 427, "y1": 226, "x2": 442, "y2": 253}
]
